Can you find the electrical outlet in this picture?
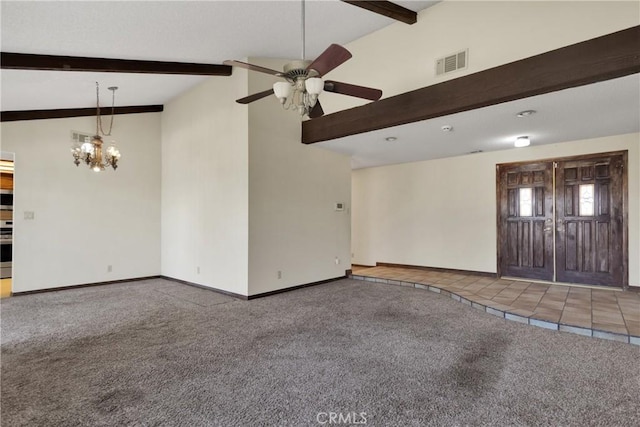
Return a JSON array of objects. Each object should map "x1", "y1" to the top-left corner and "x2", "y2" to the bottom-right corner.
[
  {"x1": 107, "y1": 265, "x2": 112, "y2": 273},
  {"x1": 277, "y1": 270, "x2": 282, "y2": 279},
  {"x1": 351, "y1": 253, "x2": 355, "y2": 258},
  {"x1": 335, "y1": 257, "x2": 340, "y2": 265},
  {"x1": 24, "y1": 211, "x2": 35, "y2": 220},
  {"x1": 197, "y1": 266, "x2": 201, "y2": 274}
]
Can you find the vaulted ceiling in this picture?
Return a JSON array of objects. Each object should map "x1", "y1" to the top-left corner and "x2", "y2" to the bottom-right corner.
[
  {"x1": 1, "y1": 1, "x2": 437, "y2": 111},
  {"x1": 1, "y1": 1, "x2": 638, "y2": 170}
]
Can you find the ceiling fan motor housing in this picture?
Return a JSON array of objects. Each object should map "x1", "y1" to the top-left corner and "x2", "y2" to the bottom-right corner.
[{"x1": 283, "y1": 60, "x2": 316, "y2": 81}]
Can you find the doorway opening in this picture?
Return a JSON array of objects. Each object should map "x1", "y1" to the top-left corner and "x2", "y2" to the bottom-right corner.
[
  {"x1": 1, "y1": 153, "x2": 15, "y2": 297},
  {"x1": 497, "y1": 151, "x2": 627, "y2": 288}
]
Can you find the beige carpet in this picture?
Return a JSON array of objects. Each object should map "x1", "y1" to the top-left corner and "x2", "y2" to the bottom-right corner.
[{"x1": 1, "y1": 278, "x2": 639, "y2": 426}]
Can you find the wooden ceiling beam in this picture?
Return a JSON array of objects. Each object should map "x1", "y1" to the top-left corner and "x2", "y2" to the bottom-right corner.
[
  {"x1": 1, "y1": 105, "x2": 164, "y2": 122},
  {"x1": 1, "y1": 52, "x2": 232, "y2": 76},
  {"x1": 341, "y1": 1, "x2": 417, "y2": 24},
  {"x1": 302, "y1": 26, "x2": 640, "y2": 145}
]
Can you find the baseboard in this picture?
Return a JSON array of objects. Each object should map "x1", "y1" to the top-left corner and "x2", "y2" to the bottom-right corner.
[
  {"x1": 10, "y1": 274, "x2": 355, "y2": 300},
  {"x1": 247, "y1": 276, "x2": 346, "y2": 299},
  {"x1": 375, "y1": 262, "x2": 497, "y2": 278},
  {"x1": 160, "y1": 276, "x2": 248, "y2": 300},
  {"x1": 351, "y1": 264, "x2": 375, "y2": 268},
  {"x1": 11, "y1": 275, "x2": 162, "y2": 296}
]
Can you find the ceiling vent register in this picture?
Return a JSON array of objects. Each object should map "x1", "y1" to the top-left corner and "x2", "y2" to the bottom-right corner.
[
  {"x1": 71, "y1": 131, "x2": 91, "y2": 145},
  {"x1": 436, "y1": 49, "x2": 468, "y2": 76}
]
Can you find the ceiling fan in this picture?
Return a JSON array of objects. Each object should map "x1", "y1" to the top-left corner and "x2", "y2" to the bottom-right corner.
[{"x1": 223, "y1": 0, "x2": 382, "y2": 119}]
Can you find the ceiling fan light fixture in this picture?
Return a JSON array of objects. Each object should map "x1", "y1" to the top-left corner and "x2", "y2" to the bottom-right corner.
[
  {"x1": 273, "y1": 81, "x2": 291, "y2": 103},
  {"x1": 225, "y1": 0, "x2": 381, "y2": 119},
  {"x1": 305, "y1": 77, "x2": 324, "y2": 95}
]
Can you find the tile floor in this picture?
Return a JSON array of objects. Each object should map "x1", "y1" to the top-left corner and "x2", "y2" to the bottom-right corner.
[{"x1": 351, "y1": 265, "x2": 640, "y2": 344}]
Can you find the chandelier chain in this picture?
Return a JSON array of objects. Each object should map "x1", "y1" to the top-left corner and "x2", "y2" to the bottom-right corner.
[{"x1": 95, "y1": 82, "x2": 115, "y2": 136}]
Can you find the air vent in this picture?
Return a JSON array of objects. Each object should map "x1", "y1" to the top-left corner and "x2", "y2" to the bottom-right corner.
[
  {"x1": 71, "y1": 130, "x2": 91, "y2": 144},
  {"x1": 436, "y1": 49, "x2": 468, "y2": 76}
]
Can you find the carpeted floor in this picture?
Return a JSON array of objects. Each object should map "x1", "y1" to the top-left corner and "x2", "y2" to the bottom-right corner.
[{"x1": 1, "y1": 278, "x2": 639, "y2": 426}]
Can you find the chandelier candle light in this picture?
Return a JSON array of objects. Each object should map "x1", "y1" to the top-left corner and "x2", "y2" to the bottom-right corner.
[{"x1": 71, "y1": 82, "x2": 121, "y2": 171}]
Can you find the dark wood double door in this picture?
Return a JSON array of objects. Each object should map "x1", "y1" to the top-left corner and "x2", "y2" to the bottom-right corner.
[{"x1": 498, "y1": 152, "x2": 627, "y2": 287}]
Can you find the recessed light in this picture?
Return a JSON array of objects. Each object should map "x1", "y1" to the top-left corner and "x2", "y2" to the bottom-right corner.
[
  {"x1": 385, "y1": 137, "x2": 397, "y2": 142},
  {"x1": 441, "y1": 125, "x2": 453, "y2": 132},
  {"x1": 516, "y1": 110, "x2": 536, "y2": 118},
  {"x1": 514, "y1": 136, "x2": 530, "y2": 147}
]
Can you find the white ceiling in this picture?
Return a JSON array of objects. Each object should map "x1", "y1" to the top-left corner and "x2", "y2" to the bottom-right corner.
[
  {"x1": 0, "y1": 0, "x2": 437, "y2": 111},
  {"x1": 1, "y1": 1, "x2": 637, "y2": 170},
  {"x1": 318, "y1": 74, "x2": 640, "y2": 169}
]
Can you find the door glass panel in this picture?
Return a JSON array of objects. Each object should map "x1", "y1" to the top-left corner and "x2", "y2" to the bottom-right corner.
[
  {"x1": 579, "y1": 184, "x2": 594, "y2": 216},
  {"x1": 519, "y1": 188, "x2": 533, "y2": 217}
]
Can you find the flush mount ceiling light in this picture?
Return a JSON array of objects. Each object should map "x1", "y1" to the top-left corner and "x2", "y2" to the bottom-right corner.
[
  {"x1": 224, "y1": 0, "x2": 382, "y2": 119},
  {"x1": 514, "y1": 136, "x2": 531, "y2": 148},
  {"x1": 516, "y1": 110, "x2": 537, "y2": 118},
  {"x1": 385, "y1": 136, "x2": 398, "y2": 142},
  {"x1": 70, "y1": 82, "x2": 121, "y2": 172},
  {"x1": 441, "y1": 125, "x2": 453, "y2": 132}
]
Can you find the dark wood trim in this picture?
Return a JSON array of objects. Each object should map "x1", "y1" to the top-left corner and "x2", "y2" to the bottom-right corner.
[
  {"x1": 11, "y1": 276, "x2": 161, "y2": 296},
  {"x1": 496, "y1": 164, "x2": 503, "y2": 279},
  {"x1": 1, "y1": 52, "x2": 232, "y2": 76},
  {"x1": 341, "y1": 1, "x2": 417, "y2": 24},
  {"x1": 160, "y1": 276, "x2": 249, "y2": 300},
  {"x1": 302, "y1": 26, "x2": 640, "y2": 144},
  {"x1": 351, "y1": 264, "x2": 376, "y2": 268},
  {"x1": 375, "y1": 262, "x2": 497, "y2": 278},
  {"x1": 496, "y1": 150, "x2": 629, "y2": 170},
  {"x1": 247, "y1": 276, "x2": 347, "y2": 299},
  {"x1": 1, "y1": 105, "x2": 163, "y2": 122},
  {"x1": 621, "y1": 151, "x2": 629, "y2": 290}
]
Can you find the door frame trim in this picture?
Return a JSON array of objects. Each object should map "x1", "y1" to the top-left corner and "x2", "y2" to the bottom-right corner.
[{"x1": 496, "y1": 150, "x2": 628, "y2": 288}]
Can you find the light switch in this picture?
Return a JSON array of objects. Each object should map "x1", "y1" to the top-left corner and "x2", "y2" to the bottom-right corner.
[{"x1": 24, "y1": 211, "x2": 34, "y2": 220}]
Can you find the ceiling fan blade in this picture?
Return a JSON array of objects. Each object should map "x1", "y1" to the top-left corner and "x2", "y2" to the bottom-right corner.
[
  {"x1": 308, "y1": 100, "x2": 324, "y2": 119},
  {"x1": 324, "y1": 80, "x2": 382, "y2": 101},
  {"x1": 306, "y1": 44, "x2": 352, "y2": 77},
  {"x1": 236, "y1": 88, "x2": 274, "y2": 104},
  {"x1": 223, "y1": 60, "x2": 282, "y2": 76}
]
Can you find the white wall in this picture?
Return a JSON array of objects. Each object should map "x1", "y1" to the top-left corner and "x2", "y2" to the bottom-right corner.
[
  {"x1": 247, "y1": 58, "x2": 352, "y2": 296},
  {"x1": 160, "y1": 59, "x2": 351, "y2": 297},
  {"x1": 321, "y1": 0, "x2": 639, "y2": 114},
  {"x1": 161, "y1": 71, "x2": 250, "y2": 295},
  {"x1": 352, "y1": 133, "x2": 640, "y2": 287},
  {"x1": 1, "y1": 113, "x2": 161, "y2": 292}
]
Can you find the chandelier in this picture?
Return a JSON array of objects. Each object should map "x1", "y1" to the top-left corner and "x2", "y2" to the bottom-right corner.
[{"x1": 71, "y1": 82, "x2": 121, "y2": 171}]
